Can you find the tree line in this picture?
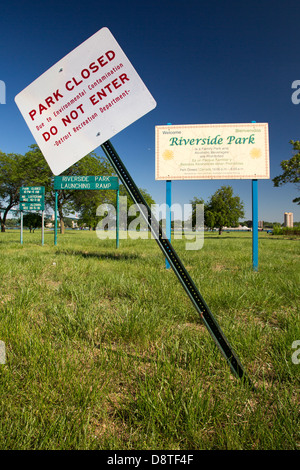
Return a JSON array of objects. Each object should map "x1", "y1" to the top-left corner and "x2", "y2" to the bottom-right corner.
[
  {"x1": 0, "y1": 143, "x2": 245, "y2": 236},
  {"x1": 0, "y1": 145, "x2": 155, "y2": 233},
  {"x1": 1, "y1": 140, "x2": 298, "y2": 234},
  {"x1": 189, "y1": 185, "x2": 244, "y2": 235}
]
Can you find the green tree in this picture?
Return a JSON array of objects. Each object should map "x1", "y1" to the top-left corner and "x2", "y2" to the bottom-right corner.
[
  {"x1": 5, "y1": 218, "x2": 18, "y2": 228},
  {"x1": 189, "y1": 196, "x2": 205, "y2": 230},
  {"x1": 243, "y1": 220, "x2": 253, "y2": 228},
  {"x1": 204, "y1": 209, "x2": 216, "y2": 232},
  {"x1": 63, "y1": 217, "x2": 74, "y2": 229},
  {"x1": 273, "y1": 140, "x2": 300, "y2": 204},
  {"x1": 0, "y1": 150, "x2": 51, "y2": 232},
  {"x1": 205, "y1": 186, "x2": 244, "y2": 235},
  {"x1": 22, "y1": 212, "x2": 44, "y2": 233},
  {"x1": 71, "y1": 189, "x2": 116, "y2": 230}
]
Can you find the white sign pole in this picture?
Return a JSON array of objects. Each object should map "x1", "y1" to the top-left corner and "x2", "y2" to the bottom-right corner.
[{"x1": 165, "y1": 123, "x2": 172, "y2": 270}]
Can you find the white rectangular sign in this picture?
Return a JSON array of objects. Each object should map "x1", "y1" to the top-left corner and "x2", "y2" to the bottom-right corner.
[
  {"x1": 155, "y1": 123, "x2": 270, "y2": 180},
  {"x1": 15, "y1": 27, "x2": 156, "y2": 175}
]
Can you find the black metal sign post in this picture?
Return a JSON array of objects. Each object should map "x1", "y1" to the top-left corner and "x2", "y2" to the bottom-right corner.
[{"x1": 101, "y1": 139, "x2": 254, "y2": 389}]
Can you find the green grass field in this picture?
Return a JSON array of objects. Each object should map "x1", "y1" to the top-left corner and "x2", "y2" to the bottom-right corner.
[{"x1": 0, "y1": 229, "x2": 299, "y2": 450}]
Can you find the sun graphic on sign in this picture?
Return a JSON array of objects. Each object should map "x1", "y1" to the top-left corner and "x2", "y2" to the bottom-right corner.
[
  {"x1": 162, "y1": 149, "x2": 175, "y2": 160},
  {"x1": 250, "y1": 148, "x2": 262, "y2": 159}
]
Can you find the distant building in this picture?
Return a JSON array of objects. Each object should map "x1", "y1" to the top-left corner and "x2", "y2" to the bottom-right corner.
[
  {"x1": 284, "y1": 212, "x2": 293, "y2": 227},
  {"x1": 258, "y1": 220, "x2": 264, "y2": 229}
]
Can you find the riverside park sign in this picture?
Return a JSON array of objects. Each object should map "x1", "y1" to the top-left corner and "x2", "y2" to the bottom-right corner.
[
  {"x1": 54, "y1": 175, "x2": 119, "y2": 190},
  {"x1": 15, "y1": 27, "x2": 156, "y2": 175},
  {"x1": 155, "y1": 123, "x2": 270, "y2": 180}
]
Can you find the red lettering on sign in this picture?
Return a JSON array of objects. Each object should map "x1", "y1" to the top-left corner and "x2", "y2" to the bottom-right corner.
[
  {"x1": 97, "y1": 50, "x2": 115, "y2": 67},
  {"x1": 89, "y1": 62, "x2": 99, "y2": 73},
  {"x1": 65, "y1": 81, "x2": 74, "y2": 91},
  {"x1": 89, "y1": 73, "x2": 130, "y2": 106},
  {"x1": 61, "y1": 104, "x2": 85, "y2": 127},
  {"x1": 81, "y1": 69, "x2": 90, "y2": 79},
  {"x1": 119, "y1": 73, "x2": 129, "y2": 84},
  {"x1": 73, "y1": 76, "x2": 83, "y2": 87},
  {"x1": 106, "y1": 50, "x2": 115, "y2": 62},
  {"x1": 97, "y1": 56, "x2": 108, "y2": 67},
  {"x1": 45, "y1": 96, "x2": 54, "y2": 107},
  {"x1": 64, "y1": 51, "x2": 116, "y2": 92},
  {"x1": 53, "y1": 89, "x2": 63, "y2": 101},
  {"x1": 111, "y1": 78, "x2": 121, "y2": 89},
  {"x1": 89, "y1": 94, "x2": 99, "y2": 106},
  {"x1": 29, "y1": 110, "x2": 36, "y2": 121},
  {"x1": 104, "y1": 83, "x2": 112, "y2": 93},
  {"x1": 42, "y1": 126, "x2": 58, "y2": 141},
  {"x1": 28, "y1": 90, "x2": 64, "y2": 120},
  {"x1": 39, "y1": 103, "x2": 48, "y2": 115}
]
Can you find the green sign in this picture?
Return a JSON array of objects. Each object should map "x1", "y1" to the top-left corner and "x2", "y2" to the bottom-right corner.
[
  {"x1": 20, "y1": 202, "x2": 44, "y2": 211},
  {"x1": 19, "y1": 186, "x2": 45, "y2": 211},
  {"x1": 20, "y1": 195, "x2": 44, "y2": 203},
  {"x1": 20, "y1": 186, "x2": 45, "y2": 195},
  {"x1": 54, "y1": 176, "x2": 119, "y2": 191}
]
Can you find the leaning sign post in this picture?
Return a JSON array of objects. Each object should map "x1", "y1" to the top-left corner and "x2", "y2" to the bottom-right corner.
[
  {"x1": 19, "y1": 186, "x2": 45, "y2": 245},
  {"x1": 53, "y1": 175, "x2": 119, "y2": 246},
  {"x1": 15, "y1": 27, "x2": 254, "y2": 387},
  {"x1": 155, "y1": 122, "x2": 270, "y2": 271}
]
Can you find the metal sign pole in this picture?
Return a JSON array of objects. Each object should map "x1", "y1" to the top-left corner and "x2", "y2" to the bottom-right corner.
[
  {"x1": 252, "y1": 179, "x2": 258, "y2": 271},
  {"x1": 116, "y1": 186, "x2": 119, "y2": 249},
  {"x1": 101, "y1": 139, "x2": 253, "y2": 388},
  {"x1": 54, "y1": 190, "x2": 58, "y2": 246},
  {"x1": 165, "y1": 122, "x2": 172, "y2": 269},
  {"x1": 251, "y1": 121, "x2": 258, "y2": 272},
  {"x1": 41, "y1": 210, "x2": 44, "y2": 246},
  {"x1": 166, "y1": 180, "x2": 172, "y2": 269},
  {"x1": 20, "y1": 211, "x2": 23, "y2": 245}
]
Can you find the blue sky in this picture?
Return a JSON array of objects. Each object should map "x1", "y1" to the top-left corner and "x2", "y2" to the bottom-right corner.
[{"x1": 1, "y1": 0, "x2": 300, "y2": 222}]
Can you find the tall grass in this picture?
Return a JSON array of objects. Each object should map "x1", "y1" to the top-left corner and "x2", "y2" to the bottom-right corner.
[{"x1": 0, "y1": 229, "x2": 299, "y2": 449}]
